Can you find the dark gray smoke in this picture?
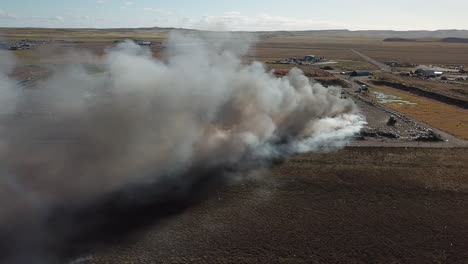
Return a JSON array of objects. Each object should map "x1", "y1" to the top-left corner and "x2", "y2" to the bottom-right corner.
[{"x1": 0, "y1": 32, "x2": 365, "y2": 263}]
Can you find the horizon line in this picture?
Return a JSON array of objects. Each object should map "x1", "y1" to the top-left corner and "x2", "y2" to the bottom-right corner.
[{"x1": 1, "y1": 27, "x2": 468, "y2": 33}]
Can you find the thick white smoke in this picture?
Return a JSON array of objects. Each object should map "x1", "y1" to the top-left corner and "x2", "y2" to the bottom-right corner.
[{"x1": 0, "y1": 32, "x2": 365, "y2": 263}]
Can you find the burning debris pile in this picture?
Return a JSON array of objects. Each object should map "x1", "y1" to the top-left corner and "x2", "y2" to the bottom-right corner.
[{"x1": 0, "y1": 32, "x2": 364, "y2": 263}]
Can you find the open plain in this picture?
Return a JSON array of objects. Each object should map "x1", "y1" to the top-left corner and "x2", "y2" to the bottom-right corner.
[{"x1": 1, "y1": 28, "x2": 468, "y2": 263}]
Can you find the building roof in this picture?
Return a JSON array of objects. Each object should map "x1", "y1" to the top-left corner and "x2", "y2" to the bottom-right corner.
[
  {"x1": 415, "y1": 69, "x2": 435, "y2": 75},
  {"x1": 350, "y1": 70, "x2": 371, "y2": 77},
  {"x1": 351, "y1": 70, "x2": 370, "y2": 74}
]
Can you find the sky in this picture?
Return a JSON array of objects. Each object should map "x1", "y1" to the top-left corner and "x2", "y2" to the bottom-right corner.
[{"x1": 1, "y1": 0, "x2": 468, "y2": 31}]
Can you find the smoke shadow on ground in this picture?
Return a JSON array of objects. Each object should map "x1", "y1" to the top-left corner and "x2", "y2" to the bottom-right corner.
[
  {"x1": 52, "y1": 154, "x2": 286, "y2": 262},
  {"x1": 35, "y1": 164, "x2": 267, "y2": 263}
]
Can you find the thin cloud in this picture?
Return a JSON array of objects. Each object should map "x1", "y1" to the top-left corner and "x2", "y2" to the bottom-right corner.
[
  {"x1": 49, "y1": 16, "x2": 64, "y2": 21},
  {"x1": 2, "y1": 10, "x2": 465, "y2": 31},
  {"x1": 0, "y1": 10, "x2": 17, "y2": 19},
  {"x1": 143, "y1": 7, "x2": 173, "y2": 16},
  {"x1": 185, "y1": 13, "x2": 346, "y2": 31}
]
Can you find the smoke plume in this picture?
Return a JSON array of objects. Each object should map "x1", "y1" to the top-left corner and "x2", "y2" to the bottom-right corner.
[{"x1": 0, "y1": 32, "x2": 364, "y2": 263}]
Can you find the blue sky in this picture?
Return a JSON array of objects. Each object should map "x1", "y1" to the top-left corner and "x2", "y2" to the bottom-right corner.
[{"x1": 1, "y1": 0, "x2": 467, "y2": 30}]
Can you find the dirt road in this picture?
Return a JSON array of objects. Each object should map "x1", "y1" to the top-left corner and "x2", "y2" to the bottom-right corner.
[{"x1": 351, "y1": 49, "x2": 392, "y2": 72}]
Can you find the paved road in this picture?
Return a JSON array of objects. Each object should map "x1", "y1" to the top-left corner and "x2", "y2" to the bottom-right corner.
[{"x1": 351, "y1": 49, "x2": 391, "y2": 72}]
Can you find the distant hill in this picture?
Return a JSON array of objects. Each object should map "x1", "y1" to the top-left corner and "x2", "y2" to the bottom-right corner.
[
  {"x1": 259, "y1": 29, "x2": 468, "y2": 39},
  {"x1": 381, "y1": 37, "x2": 468, "y2": 43},
  {"x1": 383, "y1": 38, "x2": 417, "y2": 42},
  {"x1": 347, "y1": 30, "x2": 468, "y2": 39},
  {"x1": 1, "y1": 27, "x2": 468, "y2": 40},
  {"x1": 440, "y1": 37, "x2": 468, "y2": 43}
]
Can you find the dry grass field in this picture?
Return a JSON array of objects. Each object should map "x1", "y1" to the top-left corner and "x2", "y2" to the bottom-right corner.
[
  {"x1": 373, "y1": 73, "x2": 468, "y2": 102},
  {"x1": 363, "y1": 83, "x2": 468, "y2": 140}
]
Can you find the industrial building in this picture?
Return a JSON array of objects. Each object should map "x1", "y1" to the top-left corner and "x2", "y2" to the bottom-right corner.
[
  {"x1": 414, "y1": 69, "x2": 443, "y2": 78},
  {"x1": 351, "y1": 70, "x2": 370, "y2": 77}
]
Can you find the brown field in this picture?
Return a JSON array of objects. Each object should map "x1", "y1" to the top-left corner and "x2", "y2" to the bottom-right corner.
[
  {"x1": 329, "y1": 60, "x2": 378, "y2": 71},
  {"x1": 2, "y1": 28, "x2": 468, "y2": 263},
  {"x1": 91, "y1": 147, "x2": 468, "y2": 264},
  {"x1": 5, "y1": 28, "x2": 468, "y2": 68},
  {"x1": 360, "y1": 42, "x2": 468, "y2": 67},
  {"x1": 373, "y1": 73, "x2": 468, "y2": 102},
  {"x1": 254, "y1": 35, "x2": 468, "y2": 67},
  {"x1": 251, "y1": 40, "x2": 361, "y2": 62},
  {"x1": 363, "y1": 82, "x2": 468, "y2": 140},
  {"x1": 0, "y1": 28, "x2": 168, "y2": 42}
]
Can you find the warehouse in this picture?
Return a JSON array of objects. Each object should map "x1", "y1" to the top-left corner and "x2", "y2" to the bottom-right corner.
[
  {"x1": 351, "y1": 70, "x2": 370, "y2": 77},
  {"x1": 414, "y1": 69, "x2": 444, "y2": 78}
]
